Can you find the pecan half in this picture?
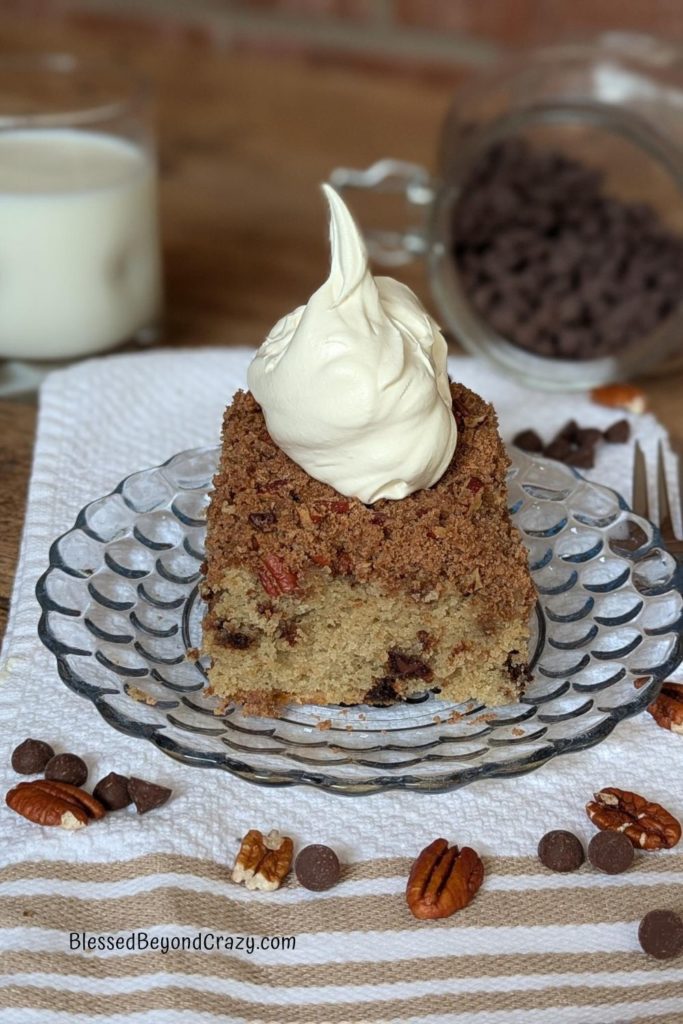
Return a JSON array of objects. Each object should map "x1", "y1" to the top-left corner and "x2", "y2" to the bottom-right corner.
[
  {"x1": 231, "y1": 828, "x2": 293, "y2": 891},
  {"x1": 406, "y1": 838, "x2": 484, "y2": 920},
  {"x1": 586, "y1": 788, "x2": 681, "y2": 850},
  {"x1": 257, "y1": 554, "x2": 298, "y2": 597},
  {"x1": 6, "y1": 779, "x2": 106, "y2": 830},
  {"x1": 648, "y1": 683, "x2": 683, "y2": 735}
]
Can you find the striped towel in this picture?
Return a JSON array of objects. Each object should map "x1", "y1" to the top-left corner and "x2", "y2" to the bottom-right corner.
[{"x1": 1, "y1": 348, "x2": 682, "y2": 1024}]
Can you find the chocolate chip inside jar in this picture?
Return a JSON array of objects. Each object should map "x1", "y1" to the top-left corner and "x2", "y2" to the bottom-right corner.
[{"x1": 452, "y1": 137, "x2": 683, "y2": 362}]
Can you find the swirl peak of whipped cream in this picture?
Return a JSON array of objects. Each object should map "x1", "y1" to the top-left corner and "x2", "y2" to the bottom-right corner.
[{"x1": 247, "y1": 184, "x2": 457, "y2": 504}]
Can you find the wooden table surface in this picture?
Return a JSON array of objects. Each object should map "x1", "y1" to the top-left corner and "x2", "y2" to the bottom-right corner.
[{"x1": 1, "y1": 15, "x2": 683, "y2": 638}]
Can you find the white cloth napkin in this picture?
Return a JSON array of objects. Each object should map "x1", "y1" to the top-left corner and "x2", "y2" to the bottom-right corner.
[
  {"x1": 1, "y1": 348, "x2": 683, "y2": 1024},
  {"x1": 1, "y1": 347, "x2": 681, "y2": 861}
]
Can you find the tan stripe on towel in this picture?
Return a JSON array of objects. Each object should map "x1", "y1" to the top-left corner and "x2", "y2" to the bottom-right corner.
[
  {"x1": 1, "y1": 851, "x2": 682, "y2": 884},
  {"x1": 2, "y1": 878, "x2": 681, "y2": 933},
  {"x1": 1, "y1": 980, "x2": 682, "y2": 1021},
  {"x1": 0, "y1": 948, "x2": 671, "y2": 986}
]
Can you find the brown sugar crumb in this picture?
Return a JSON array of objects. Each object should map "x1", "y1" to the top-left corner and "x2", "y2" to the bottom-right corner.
[{"x1": 316, "y1": 719, "x2": 332, "y2": 731}]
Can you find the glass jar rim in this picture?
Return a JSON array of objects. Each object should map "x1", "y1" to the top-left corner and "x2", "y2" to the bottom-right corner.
[{"x1": 0, "y1": 53, "x2": 150, "y2": 129}]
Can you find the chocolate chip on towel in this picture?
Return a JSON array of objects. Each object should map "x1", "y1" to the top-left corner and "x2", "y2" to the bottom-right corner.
[
  {"x1": 11, "y1": 739, "x2": 54, "y2": 775},
  {"x1": 128, "y1": 777, "x2": 172, "y2": 815},
  {"x1": 604, "y1": 419, "x2": 630, "y2": 444},
  {"x1": 638, "y1": 909, "x2": 683, "y2": 960},
  {"x1": 295, "y1": 844, "x2": 341, "y2": 891},
  {"x1": 513, "y1": 429, "x2": 544, "y2": 454},
  {"x1": 588, "y1": 830, "x2": 634, "y2": 875},
  {"x1": 93, "y1": 772, "x2": 132, "y2": 811},
  {"x1": 537, "y1": 830, "x2": 585, "y2": 873},
  {"x1": 44, "y1": 753, "x2": 88, "y2": 787}
]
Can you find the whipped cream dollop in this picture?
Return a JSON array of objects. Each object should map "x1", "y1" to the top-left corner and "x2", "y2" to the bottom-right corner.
[{"x1": 247, "y1": 184, "x2": 457, "y2": 503}]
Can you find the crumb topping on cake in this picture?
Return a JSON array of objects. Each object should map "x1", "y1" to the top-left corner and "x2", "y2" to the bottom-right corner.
[{"x1": 204, "y1": 382, "x2": 534, "y2": 630}]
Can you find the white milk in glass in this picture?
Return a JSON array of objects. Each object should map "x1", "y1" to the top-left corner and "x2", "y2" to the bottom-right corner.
[{"x1": 0, "y1": 128, "x2": 161, "y2": 360}]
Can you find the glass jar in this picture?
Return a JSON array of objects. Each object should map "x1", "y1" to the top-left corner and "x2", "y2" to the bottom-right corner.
[{"x1": 331, "y1": 34, "x2": 683, "y2": 390}]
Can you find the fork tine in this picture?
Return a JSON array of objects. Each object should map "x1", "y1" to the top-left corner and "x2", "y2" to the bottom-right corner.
[
  {"x1": 632, "y1": 442, "x2": 650, "y2": 521},
  {"x1": 657, "y1": 440, "x2": 674, "y2": 536}
]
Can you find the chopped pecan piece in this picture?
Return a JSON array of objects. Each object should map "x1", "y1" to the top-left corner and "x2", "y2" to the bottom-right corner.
[
  {"x1": 297, "y1": 506, "x2": 318, "y2": 529},
  {"x1": 258, "y1": 554, "x2": 298, "y2": 597},
  {"x1": 406, "y1": 838, "x2": 484, "y2": 919},
  {"x1": 648, "y1": 683, "x2": 683, "y2": 735},
  {"x1": 586, "y1": 788, "x2": 681, "y2": 850},
  {"x1": 231, "y1": 828, "x2": 293, "y2": 891}
]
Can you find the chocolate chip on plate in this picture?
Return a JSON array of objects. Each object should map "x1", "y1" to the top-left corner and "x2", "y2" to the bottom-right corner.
[
  {"x1": 588, "y1": 830, "x2": 634, "y2": 875},
  {"x1": 295, "y1": 844, "x2": 341, "y2": 891},
  {"x1": 638, "y1": 909, "x2": 683, "y2": 960},
  {"x1": 128, "y1": 777, "x2": 172, "y2": 815},
  {"x1": 11, "y1": 738, "x2": 54, "y2": 775},
  {"x1": 513, "y1": 429, "x2": 544, "y2": 454},
  {"x1": 44, "y1": 753, "x2": 88, "y2": 787},
  {"x1": 604, "y1": 418, "x2": 630, "y2": 444},
  {"x1": 537, "y1": 830, "x2": 585, "y2": 873},
  {"x1": 93, "y1": 772, "x2": 132, "y2": 811}
]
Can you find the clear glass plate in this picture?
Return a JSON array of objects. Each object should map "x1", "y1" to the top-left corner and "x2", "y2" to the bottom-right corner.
[{"x1": 36, "y1": 446, "x2": 683, "y2": 795}]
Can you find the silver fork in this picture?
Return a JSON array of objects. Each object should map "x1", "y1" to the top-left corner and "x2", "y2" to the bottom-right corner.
[{"x1": 632, "y1": 440, "x2": 683, "y2": 557}]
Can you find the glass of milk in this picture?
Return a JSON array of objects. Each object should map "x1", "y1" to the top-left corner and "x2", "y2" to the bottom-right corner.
[{"x1": 0, "y1": 54, "x2": 162, "y2": 366}]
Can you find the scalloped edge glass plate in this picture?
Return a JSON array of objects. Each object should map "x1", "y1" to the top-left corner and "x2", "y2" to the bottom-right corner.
[{"x1": 36, "y1": 446, "x2": 683, "y2": 795}]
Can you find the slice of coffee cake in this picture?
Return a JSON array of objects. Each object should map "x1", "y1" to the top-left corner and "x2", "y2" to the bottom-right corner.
[{"x1": 201, "y1": 380, "x2": 535, "y2": 715}]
